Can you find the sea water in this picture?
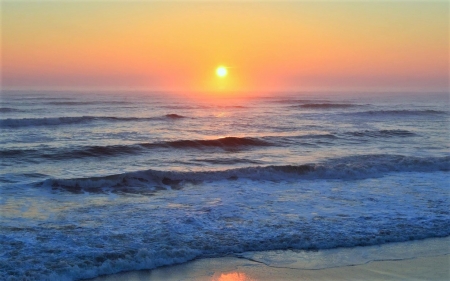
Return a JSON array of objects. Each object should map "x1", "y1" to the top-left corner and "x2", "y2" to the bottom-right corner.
[{"x1": 0, "y1": 90, "x2": 449, "y2": 280}]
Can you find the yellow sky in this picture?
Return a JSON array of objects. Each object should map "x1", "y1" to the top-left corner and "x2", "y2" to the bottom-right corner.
[{"x1": 2, "y1": 1, "x2": 448, "y2": 93}]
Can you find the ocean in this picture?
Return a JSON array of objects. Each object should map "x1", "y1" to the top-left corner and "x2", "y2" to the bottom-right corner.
[{"x1": 1, "y1": 90, "x2": 449, "y2": 280}]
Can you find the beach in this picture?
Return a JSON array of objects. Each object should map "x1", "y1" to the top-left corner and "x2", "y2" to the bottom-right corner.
[
  {"x1": 1, "y1": 91, "x2": 448, "y2": 280},
  {"x1": 3, "y1": 1, "x2": 449, "y2": 280},
  {"x1": 91, "y1": 238, "x2": 450, "y2": 281},
  {"x1": 91, "y1": 255, "x2": 450, "y2": 281}
]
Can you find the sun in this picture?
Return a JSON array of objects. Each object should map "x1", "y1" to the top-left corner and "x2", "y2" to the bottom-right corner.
[{"x1": 216, "y1": 66, "x2": 228, "y2": 77}]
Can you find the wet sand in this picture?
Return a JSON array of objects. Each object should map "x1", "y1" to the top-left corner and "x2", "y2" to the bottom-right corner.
[{"x1": 91, "y1": 238, "x2": 450, "y2": 281}]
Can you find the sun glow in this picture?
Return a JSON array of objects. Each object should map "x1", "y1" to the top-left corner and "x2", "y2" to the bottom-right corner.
[
  {"x1": 3, "y1": 2, "x2": 447, "y2": 92},
  {"x1": 216, "y1": 66, "x2": 228, "y2": 77}
]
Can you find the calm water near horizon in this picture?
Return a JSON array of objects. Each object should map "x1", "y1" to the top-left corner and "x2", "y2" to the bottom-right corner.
[{"x1": 1, "y1": 90, "x2": 449, "y2": 280}]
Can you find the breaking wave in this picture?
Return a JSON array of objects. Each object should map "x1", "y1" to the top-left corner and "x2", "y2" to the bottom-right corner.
[{"x1": 40, "y1": 154, "x2": 450, "y2": 193}]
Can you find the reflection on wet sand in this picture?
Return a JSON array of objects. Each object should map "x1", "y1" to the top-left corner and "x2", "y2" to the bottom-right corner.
[{"x1": 212, "y1": 272, "x2": 254, "y2": 281}]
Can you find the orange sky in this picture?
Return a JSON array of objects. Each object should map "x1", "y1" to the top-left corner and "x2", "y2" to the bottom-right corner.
[{"x1": 2, "y1": 1, "x2": 449, "y2": 93}]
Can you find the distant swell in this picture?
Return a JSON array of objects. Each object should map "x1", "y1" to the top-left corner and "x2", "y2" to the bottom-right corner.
[
  {"x1": 40, "y1": 155, "x2": 450, "y2": 193},
  {"x1": 350, "y1": 110, "x2": 447, "y2": 117},
  {"x1": 1, "y1": 137, "x2": 272, "y2": 160},
  {"x1": 295, "y1": 103, "x2": 356, "y2": 109},
  {"x1": 0, "y1": 131, "x2": 423, "y2": 160},
  {"x1": 293, "y1": 133, "x2": 337, "y2": 139},
  {"x1": 193, "y1": 158, "x2": 264, "y2": 165},
  {"x1": 346, "y1": 129, "x2": 416, "y2": 138},
  {"x1": 47, "y1": 101, "x2": 104, "y2": 106},
  {"x1": 273, "y1": 99, "x2": 329, "y2": 104},
  {"x1": 165, "y1": 114, "x2": 185, "y2": 119},
  {"x1": 46, "y1": 101, "x2": 133, "y2": 105},
  {"x1": 0, "y1": 116, "x2": 139, "y2": 127},
  {"x1": 0, "y1": 114, "x2": 187, "y2": 128},
  {"x1": 0, "y1": 107, "x2": 22, "y2": 113}
]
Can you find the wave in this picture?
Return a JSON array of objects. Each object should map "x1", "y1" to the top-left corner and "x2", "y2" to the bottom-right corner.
[
  {"x1": 0, "y1": 114, "x2": 186, "y2": 128},
  {"x1": 1, "y1": 137, "x2": 272, "y2": 160},
  {"x1": 349, "y1": 109, "x2": 447, "y2": 117},
  {"x1": 193, "y1": 158, "x2": 264, "y2": 165},
  {"x1": 40, "y1": 154, "x2": 449, "y2": 193},
  {"x1": 0, "y1": 148, "x2": 36, "y2": 158},
  {"x1": 272, "y1": 99, "x2": 330, "y2": 104},
  {"x1": 0, "y1": 130, "x2": 421, "y2": 160},
  {"x1": 345, "y1": 129, "x2": 416, "y2": 138},
  {"x1": 0, "y1": 107, "x2": 22, "y2": 113},
  {"x1": 0, "y1": 116, "x2": 138, "y2": 127},
  {"x1": 46, "y1": 101, "x2": 133, "y2": 105},
  {"x1": 152, "y1": 136, "x2": 271, "y2": 149},
  {"x1": 47, "y1": 101, "x2": 103, "y2": 106},
  {"x1": 292, "y1": 133, "x2": 338, "y2": 139},
  {"x1": 162, "y1": 105, "x2": 207, "y2": 109},
  {"x1": 295, "y1": 103, "x2": 356, "y2": 109},
  {"x1": 165, "y1": 113, "x2": 185, "y2": 119}
]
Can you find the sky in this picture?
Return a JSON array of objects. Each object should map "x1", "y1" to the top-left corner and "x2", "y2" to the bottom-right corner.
[{"x1": 1, "y1": 0, "x2": 449, "y2": 93}]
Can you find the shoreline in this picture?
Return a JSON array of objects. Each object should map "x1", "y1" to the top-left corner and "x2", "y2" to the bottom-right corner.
[{"x1": 90, "y1": 237, "x2": 450, "y2": 281}]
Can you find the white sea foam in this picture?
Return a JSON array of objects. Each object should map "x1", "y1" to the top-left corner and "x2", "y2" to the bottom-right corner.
[
  {"x1": 1, "y1": 91, "x2": 449, "y2": 281},
  {"x1": 2, "y1": 172, "x2": 449, "y2": 280}
]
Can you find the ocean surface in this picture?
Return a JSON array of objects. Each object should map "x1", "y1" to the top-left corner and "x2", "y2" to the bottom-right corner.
[{"x1": 1, "y1": 90, "x2": 449, "y2": 280}]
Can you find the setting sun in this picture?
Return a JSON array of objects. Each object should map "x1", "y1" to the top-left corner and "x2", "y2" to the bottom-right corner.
[
  {"x1": 0, "y1": 1, "x2": 448, "y2": 280},
  {"x1": 216, "y1": 66, "x2": 228, "y2": 78}
]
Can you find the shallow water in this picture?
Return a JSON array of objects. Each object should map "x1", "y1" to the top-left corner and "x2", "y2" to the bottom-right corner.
[{"x1": 1, "y1": 90, "x2": 449, "y2": 280}]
